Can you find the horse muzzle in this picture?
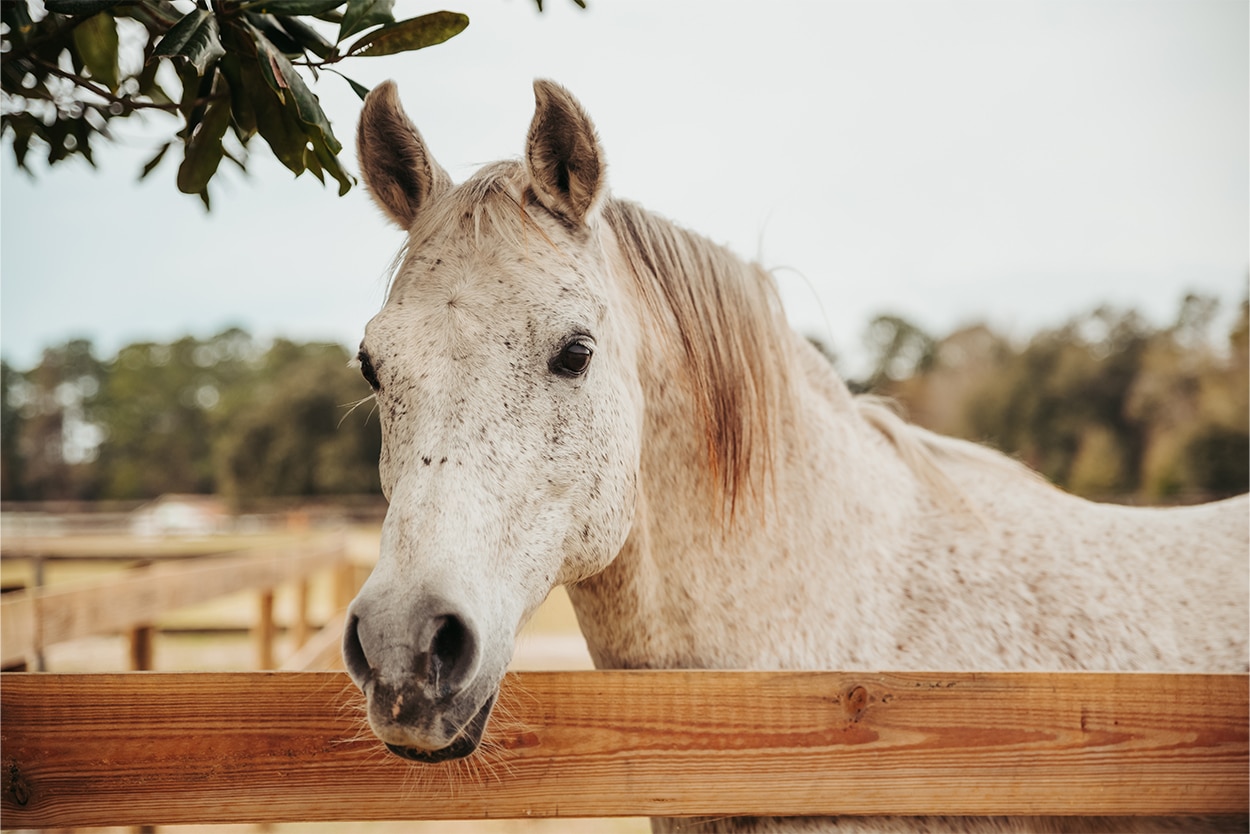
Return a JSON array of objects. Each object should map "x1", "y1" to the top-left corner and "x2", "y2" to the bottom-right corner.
[
  {"x1": 342, "y1": 595, "x2": 499, "y2": 762},
  {"x1": 381, "y1": 691, "x2": 497, "y2": 762}
]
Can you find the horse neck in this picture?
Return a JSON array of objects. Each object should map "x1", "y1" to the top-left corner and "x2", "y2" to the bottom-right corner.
[{"x1": 567, "y1": 220, "x2": 928, "y2": 670}]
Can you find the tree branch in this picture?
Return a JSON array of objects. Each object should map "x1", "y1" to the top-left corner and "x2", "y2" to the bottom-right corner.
[{"x1": 30, "y1": 57, "x2": 224, "y2": 115}]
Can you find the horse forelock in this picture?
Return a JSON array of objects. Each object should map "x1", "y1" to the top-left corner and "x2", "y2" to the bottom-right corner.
[
  {"x1": 384, "y1": 162, "x2": 542, "y2": 297},
  {"x1": 602, "y1": 199, "x2": 792, "y2": 518}
]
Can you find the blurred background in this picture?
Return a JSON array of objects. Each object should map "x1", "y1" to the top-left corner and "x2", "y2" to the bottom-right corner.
[{"x1": 1, "y1": 1, "x2": 1246, "y2": 832}]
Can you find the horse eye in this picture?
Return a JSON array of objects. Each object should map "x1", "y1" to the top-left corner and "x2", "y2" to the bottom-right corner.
[
  {"x1": 552, "y1": 341, "x2": 593, "y2": 377},
  {"x1": 358, "y1": 351, "x2": 380, "y2": 390}
]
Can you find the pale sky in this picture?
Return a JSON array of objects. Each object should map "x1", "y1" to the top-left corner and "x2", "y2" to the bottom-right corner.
[{"x1": 2, "y1": 0, "x2": 1247, "y2": 374}]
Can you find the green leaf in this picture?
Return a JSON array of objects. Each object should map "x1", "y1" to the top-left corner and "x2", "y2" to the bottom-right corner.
[
  {"x1": 274, "y1": 14, "x2": 335, "y2": 59},
  {"x1": 71, "y1": 116, "x2": 95, "y2": 165},
  {"x1": 152, "y1": 9, "x2": 226, "y2": 75},
  {"x1": 175, "y1": 62, "x2": 206, "y2": 123},
  {"x1": 3, "y1": 113, "x2": 40, "y2": 170},
  {"x1": 344, "y1": 11, "x2": 468, "y2": 58},
  {"x1": 139, "y1": 141, "x2": 171, "y2": 179},
  {"x1": 247, "y1": 25, "x2": 287, "y2": 103},
  {"x1": 245, "y1": 0, "x2": 343, "y2": 14},
  {"x1": 72, "y1": 10, "x2": 119, "y2": 91},
  {"x1": 223, "y1": 145, "x2": 248, "y2": 173},
  {"x1": 45, "y1": 0, "x2": 123, "y2": 13},
  {"x1": 46, "y1": 119, "x2": 74, "y2": 165},
  {"x1": 255, "y1": 96, "x2": 310, "y2": 174},
  {"x1": 337, "y1": 0, "x2": 394, "y2": 43},
  {"x1": 230, "y1": 42, "x2": 308, "y2": 173},
  {"x1": 217, "y1": 54, "x2": 257, "y2": 140},
  {"x1": 245, "y1": 13, "x2": 305, "y2": 56},
  {"x1": 248, "y1": 23, "x2": 341, "y2": 154},
  {"x1": 133, "y1": 59, "x2": 174, "y2": 106},
  {"x1": 327, "y1": 69, "x2": 369, "y2": 100},
  {"x1": 303, "y1": 143, "x2": 326, "y2": 183},
  {"x1": 1, "y1": 2, "x2": 35, "y2": 43},
  {"x1": 309, "y1": 132, "x2": 353, "y2": 195},
  {"x1": 281, "y1": 58, "x2": 341, "y2": 154},
  {"x1": 177, "y1": 96, "x2": 231, "y2": 195}
]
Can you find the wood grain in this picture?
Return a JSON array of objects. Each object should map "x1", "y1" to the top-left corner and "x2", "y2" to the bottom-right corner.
[
  {"x1": 0, "y1": 537, "x2": 347, "y2": 666},
  {"x1": 2, "y1": 670, "x2": 1245, "y2": 827}
]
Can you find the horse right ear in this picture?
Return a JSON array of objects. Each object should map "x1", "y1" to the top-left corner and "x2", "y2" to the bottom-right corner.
[
  {"x1": 525, "y1": 79, "x2": 605, "y2": 227},
  {"x1": 357, "y1": 81, "x2": 451, "y2": 229}
]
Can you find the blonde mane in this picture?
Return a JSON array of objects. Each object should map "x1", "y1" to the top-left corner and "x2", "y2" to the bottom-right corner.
[
  {"x1": 853, "y1": 395, "x2": 1053, "y2": 518},
  {"x1": 602, "y1": 198, "x2": 792, "y2": 516}
]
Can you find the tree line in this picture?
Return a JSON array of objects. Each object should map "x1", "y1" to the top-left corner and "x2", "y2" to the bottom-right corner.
[
  {"x1": 847, "y1": 292, "x2": 1249, "y2": 502},
  {"x1": 0, "y1": 328, "x2": 379, "y2": 506},
  {"x1": 2, "y1": 292, "x2": 1246, "y2": 507}
]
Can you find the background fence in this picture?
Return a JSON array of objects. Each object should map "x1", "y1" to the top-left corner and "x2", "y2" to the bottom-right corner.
[{"x1": 1, "y1": 532, "x2": 362, "y2": 673}]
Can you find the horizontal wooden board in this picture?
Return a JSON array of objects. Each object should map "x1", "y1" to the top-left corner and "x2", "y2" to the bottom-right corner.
[
  {"x1": 2, "y1": 670, "x2": 1246, "y2": 827},
  {"x1": 0, "y1": 532, "x2": 310, "y2": 560},
  {"x1": 0, "y1": 537, "x2": 347, "y2": 666}
]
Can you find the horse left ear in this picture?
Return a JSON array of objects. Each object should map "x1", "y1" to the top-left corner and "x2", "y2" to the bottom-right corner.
[
  {"x1": 526, "y1": 80, "x2": 606, "y2": 226},
  {"x1": 357, "y1": 80, "x2": 452, "y2": 229}
]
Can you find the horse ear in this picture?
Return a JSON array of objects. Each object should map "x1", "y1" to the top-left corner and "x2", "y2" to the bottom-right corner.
[
  {"x1": 525, "y1": 79, "x2": 606, "y2": 226},
  {"x1": 357, "y1": 80, "x2": 452, "y2": 229}
]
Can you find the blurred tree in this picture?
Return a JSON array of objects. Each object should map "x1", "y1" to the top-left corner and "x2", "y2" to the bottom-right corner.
[
  {"x1": 1, "y1": 0, "x2": 578, "y2": 208},
  {"x1": 3, "y1": 329, "x2": 380, "y2": 503},
  {"x1": 91, "y1": 335, "x2": 227, "y2": 497},
  {"x1": 0, "y1": 361, "x2": 23, "y2": 499},
  {"x1": 879, "y1": 294, "x2": 1249, "y2": 502},
  {"x1": 1, "y1": 339, "x2": 106, "y2": 500},
  {"x1": 1182, "y1": 425, "x2": 1250, "y2": 496},
  {"x1": 214, "y1": 339, "x2": 379, "y2": 504},
  {"x1": 882, "y1": 323, "x2": 1012, "y2": 436},
  {"x1": 858, "y1": 313, "x2": 936, "y2": 393}
]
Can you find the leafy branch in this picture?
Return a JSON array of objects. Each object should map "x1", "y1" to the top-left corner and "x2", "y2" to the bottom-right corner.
[{"x1": 0, "y1": 0, "x2": 571, "y2": 208}]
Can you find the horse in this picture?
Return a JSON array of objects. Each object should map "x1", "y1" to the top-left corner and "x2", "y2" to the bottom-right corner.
[{"x1": 341, "y1": 79, "x2": 1249, "y2": 833}]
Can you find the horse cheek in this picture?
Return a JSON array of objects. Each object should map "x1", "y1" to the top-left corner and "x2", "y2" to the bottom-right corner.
[{"x1": 560, "y1": 400, "x2": 640, "y2": 586}]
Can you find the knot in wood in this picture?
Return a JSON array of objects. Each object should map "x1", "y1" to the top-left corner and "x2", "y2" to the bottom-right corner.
[
  {"x1": 845, "y1": 685, "x2": 869, "y2": 722},
  {"x1": 6, "y1": 761, "x2": 31, "y2": 807}
]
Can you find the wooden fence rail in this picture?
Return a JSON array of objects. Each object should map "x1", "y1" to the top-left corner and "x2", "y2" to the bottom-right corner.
[
  {"x1": 0, "y1": 535, "x2": 352, "y2": 669},
  {"x1": 2, "y1": 670, "x2": 1246, "y2": 828}
]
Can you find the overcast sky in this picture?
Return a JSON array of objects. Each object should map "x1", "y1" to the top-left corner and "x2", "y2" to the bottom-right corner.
[{"x1": 2, "y1": 0, "x2": 1246, "y2": 374}]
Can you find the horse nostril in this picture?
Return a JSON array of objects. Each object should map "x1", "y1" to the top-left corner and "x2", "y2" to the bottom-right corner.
[
  {"x1": 342, "y1": 614, "x2": 372, "y2": 686},
  {"x1": 428, "y1": 613, "x2": 476, "y2": 696}
]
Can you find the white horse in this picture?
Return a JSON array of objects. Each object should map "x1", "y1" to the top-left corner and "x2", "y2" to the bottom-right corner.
[{"x1": 342, "y1": 79, "x2": 1249, "y2": 833}]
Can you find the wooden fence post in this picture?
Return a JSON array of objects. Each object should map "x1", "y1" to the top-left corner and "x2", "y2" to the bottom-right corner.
[
  {"x1": 128, "y1": 625, "x2": 154, "y2": 671},
  {"x1": 333, "y1": 562, "x2": 358, "y2": 614},
  {"x1": 256, "y1": 590, "x2": 275, "y2": 670},
  {"x1": 294, "y1": 579, "x2": 311, "y2": 650}
]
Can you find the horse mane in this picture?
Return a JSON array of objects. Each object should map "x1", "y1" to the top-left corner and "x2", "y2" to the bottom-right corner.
[
  {"x1": 601, "y1": 198, "x2": 792, "y2": 517},
  {"x1": 854, "y1": 394, "x2": 1053, "y2": 514}
]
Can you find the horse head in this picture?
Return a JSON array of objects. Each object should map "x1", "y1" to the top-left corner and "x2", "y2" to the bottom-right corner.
[{"x1": 342, "y1": 80, "x2": 643, "y2": 762}]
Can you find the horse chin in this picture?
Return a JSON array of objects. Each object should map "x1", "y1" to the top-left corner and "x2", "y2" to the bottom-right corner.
[{"x1": 383, "y1": 691, "x2": 496, "y2": 764}]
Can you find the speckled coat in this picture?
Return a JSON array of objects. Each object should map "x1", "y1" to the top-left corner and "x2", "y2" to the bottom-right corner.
[{"x1": 343, "y1": 78, "x2": 1249, "y2": 833}]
